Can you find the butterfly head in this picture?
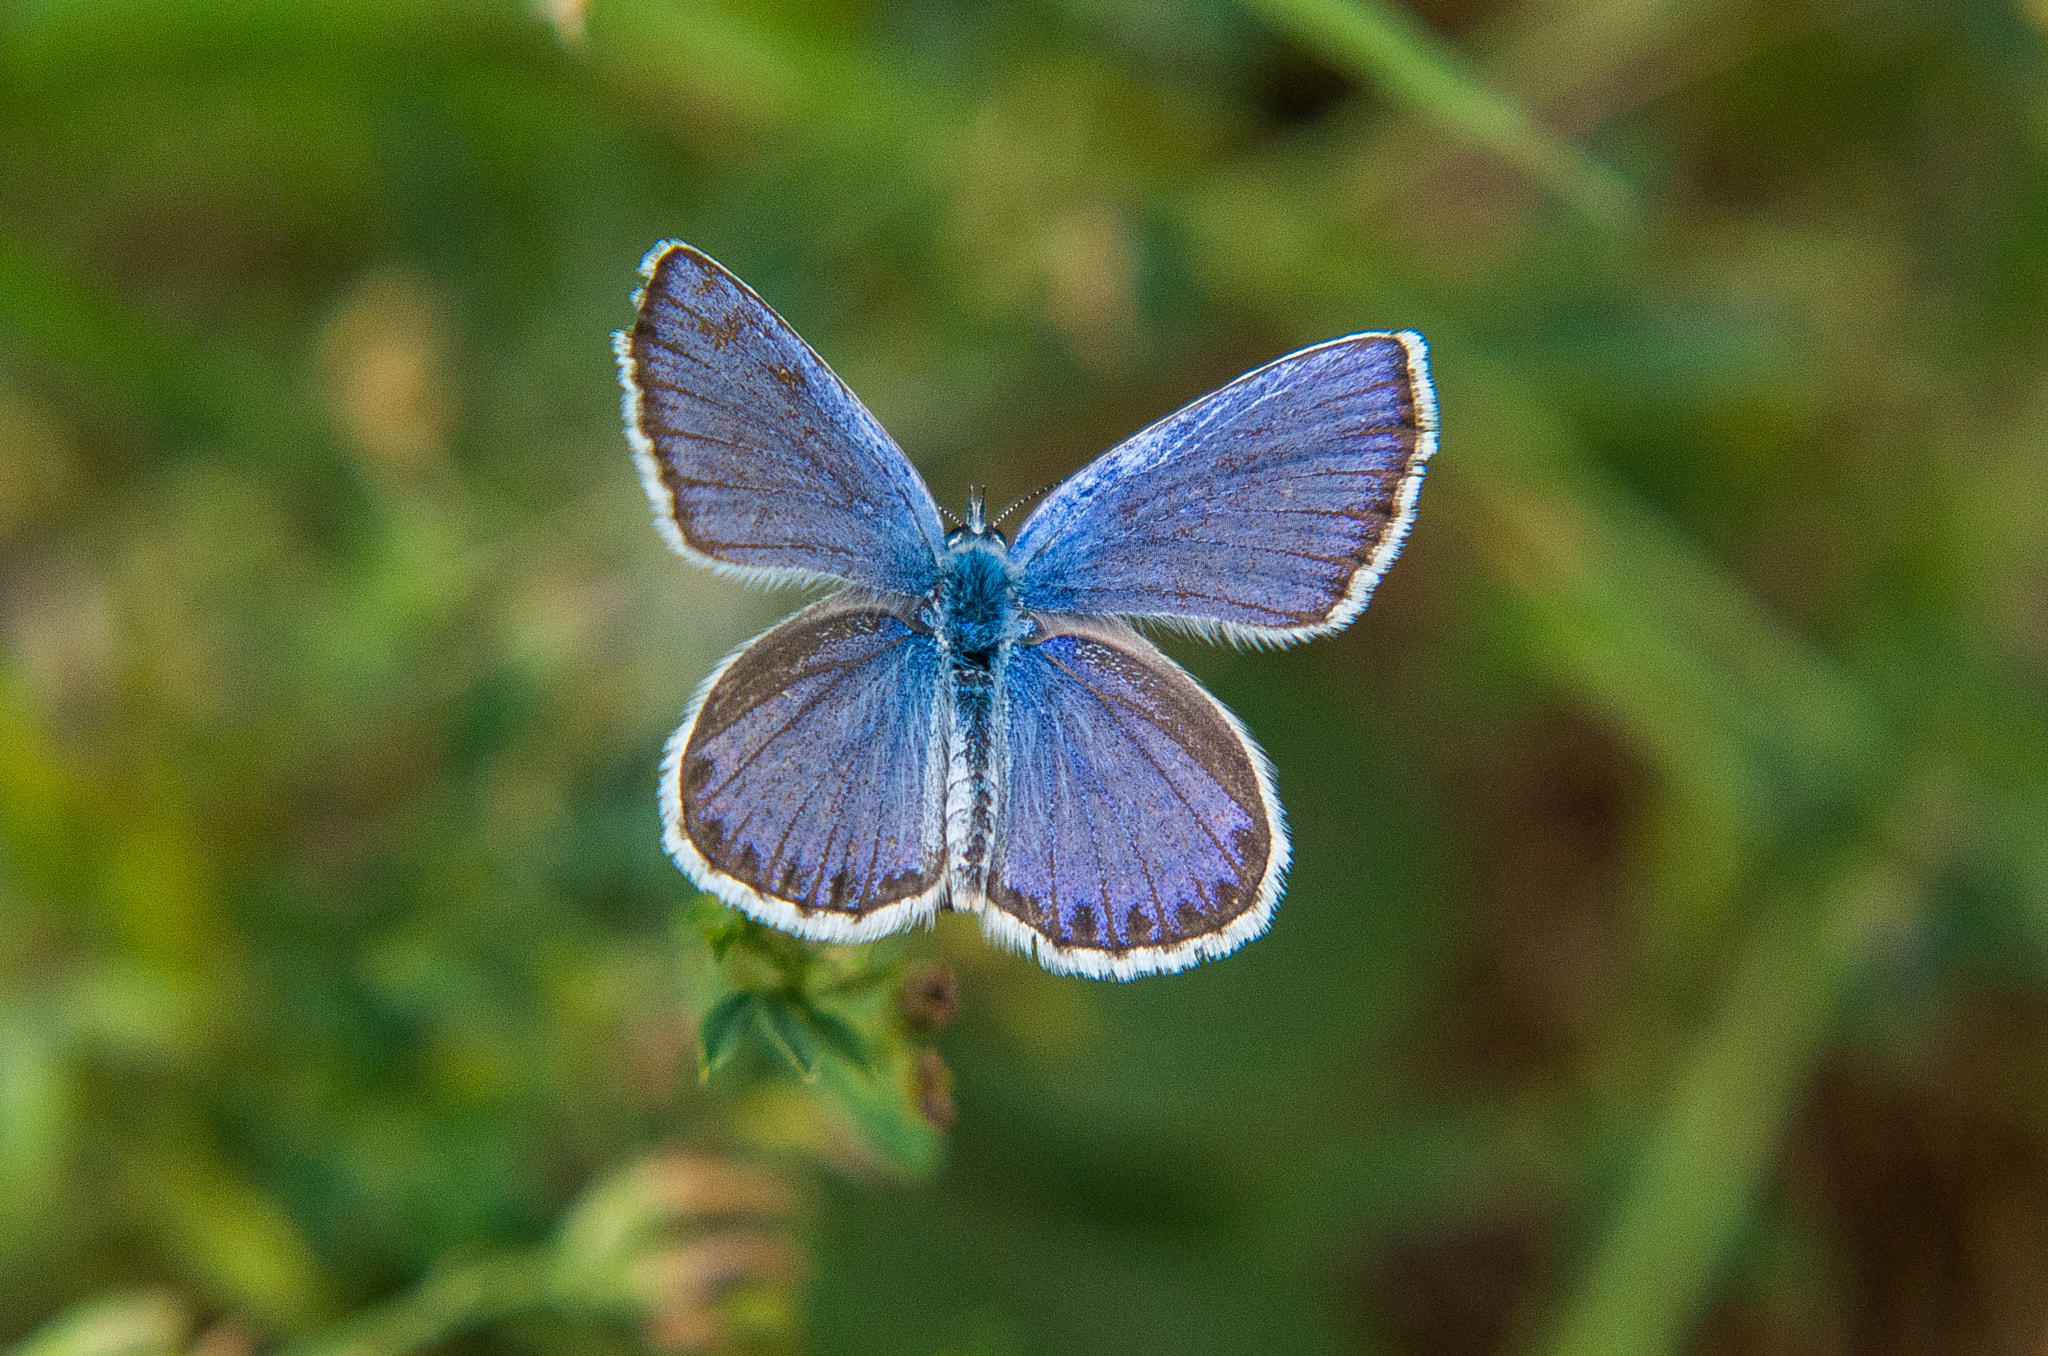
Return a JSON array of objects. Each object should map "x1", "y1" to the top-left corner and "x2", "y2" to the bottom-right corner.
[{"x1": 945, "y1": 486, "x2": 1008, "y2": 549}]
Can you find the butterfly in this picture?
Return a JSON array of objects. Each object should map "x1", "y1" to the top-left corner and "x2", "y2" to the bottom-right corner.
[{"x1": 617, "y1": 242, "x2": 1436, "y2": 979}]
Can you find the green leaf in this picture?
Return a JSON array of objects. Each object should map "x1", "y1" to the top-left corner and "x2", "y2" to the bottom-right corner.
[
  {"x1": 145, "y1": 1152, "x2": 331, "y2": 1328},
  {"x1": 820, "y1": 1058, "x2": 944, "y2": 1181},
  {"x1": 817, "y1": 961, "x2": 899, "y2": 998},
  {"x1": 705, "y1": 918, "x2": 743, "y2": 963},
  {"x1": 756, "y1": 997, "x2": 820, "y2": 1081},
  {"x1": 799, "y1": 1003, "x2": 873, "y2": 1073},
  {"x1": 697, "y1": 991, "x2": 758, "y2": 1079}
]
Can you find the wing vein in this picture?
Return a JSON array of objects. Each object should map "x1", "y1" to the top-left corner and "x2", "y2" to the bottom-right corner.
[
  {"x1": 1043, "y1": 647, "x2": 1241, "y2": 869},
  {"x1": 702, "y1": 645, "x2": 891, "y2": 800}
]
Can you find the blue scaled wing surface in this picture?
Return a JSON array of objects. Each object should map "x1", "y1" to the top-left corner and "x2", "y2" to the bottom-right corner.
[
  {"x1": 619, "y1": 241, "x2": 947, "y2": 596},
  {"x1": 1012, "y1": 332, "x2": 1436, "y2": 641},
  {"x1": 983, "y1": 615, "x2": 1287, "y2": 978},
  {"x1": 664, "y1": 593, "x2": 950, "y2": 939}
]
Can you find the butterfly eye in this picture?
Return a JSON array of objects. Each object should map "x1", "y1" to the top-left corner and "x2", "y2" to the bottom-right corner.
[{"x1": 944, "y1": 522, "x2": 1008, "y2": 548}]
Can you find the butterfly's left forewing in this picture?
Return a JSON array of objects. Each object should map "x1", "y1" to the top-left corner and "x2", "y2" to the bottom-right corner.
[
  {"x1": 979, "y1": 616, "x2": 1286, "y2": 978},
  {"x1": 665, "y1": 593, "x2": 950, "y2": 939},
  {"x1": 621, "y1": 242, "x2": 948, "y2": 596}
]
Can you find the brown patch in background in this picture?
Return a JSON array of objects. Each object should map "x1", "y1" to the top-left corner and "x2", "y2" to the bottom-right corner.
[
  {"x1": 1761, "y1": 989, "x2": 2048, "y2": 1356},
  {"x1": 1435, "y1": 710, "x2": 1641, "y2": 1083},
  {"x1": 1339, "y1": 710, "x2": 1636, "y2": 1355},
  {"x1": 1666, "y1": 986, "x2": 2048, "y2": 1356},
  {"x1": 1346, "y1": 1218, "x2": 1549, "y2": 1356}
]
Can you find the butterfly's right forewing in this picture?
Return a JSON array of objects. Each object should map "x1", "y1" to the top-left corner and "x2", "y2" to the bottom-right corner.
[
  {"x1": 666, "y1": 594, "x2": 950, "y2": 939},
  {"x1": 1011, "y1": 332, "x2": 1434, "y2": 641},
  {"x1": 620, "y1": 242, "x2": 948, "y2": 596}
]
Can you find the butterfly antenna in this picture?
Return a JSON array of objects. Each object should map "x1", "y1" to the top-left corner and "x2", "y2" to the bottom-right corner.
[
  {"x1": 966, "y1": 486, "x2": 987, "y2": 534},
  {"x1": 938, "y1": 502, "x2": 962, "y2": 528},
  {"x1": 990, "y1": 485, "x2": 1052, "y2": 529}
]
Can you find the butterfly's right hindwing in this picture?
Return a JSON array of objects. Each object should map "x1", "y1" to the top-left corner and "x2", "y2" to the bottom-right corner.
[
  {"x1": 665, "y1": 594, "x2": 950, "y2": 938},
  {"x1": 978, "y1": 615, "x2": 1287, "y2": 978},
  {"x1": 620, "y1": 242, "x2": 948, "y2": 596}
]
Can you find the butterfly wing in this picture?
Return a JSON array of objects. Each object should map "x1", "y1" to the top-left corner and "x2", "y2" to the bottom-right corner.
[
  {"x1": 979, "y1": 615, "x2": 1286, "y2": 978},
  {"x1": 1011, "y1": 333, "x2": 1436, "y2": 640},
  {"x1": 665, "y1": 593, "x2": 949, "y2": 938},
  {"x1": 619, "y1": 242, "x2": 947, "y2": 596}
]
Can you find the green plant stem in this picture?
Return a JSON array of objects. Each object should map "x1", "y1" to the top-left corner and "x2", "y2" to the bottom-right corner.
[{"x1": 279, "y1": 1254, "x2": 554, "y2": 1356}]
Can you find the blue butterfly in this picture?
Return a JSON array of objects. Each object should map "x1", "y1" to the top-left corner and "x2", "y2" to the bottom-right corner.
[{"x1": 617, "y1": 242, "x2": 1436, "y2": 979}]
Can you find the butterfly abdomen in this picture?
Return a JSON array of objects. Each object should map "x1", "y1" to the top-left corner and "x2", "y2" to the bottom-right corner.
[{"x1": 946, "y1": 664, "x2": 998, "y2": 902}]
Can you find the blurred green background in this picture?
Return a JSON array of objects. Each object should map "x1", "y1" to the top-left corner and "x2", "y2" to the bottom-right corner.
[{"x1": 5, "y1": 0, "x2": 2048, "y2": 1352}]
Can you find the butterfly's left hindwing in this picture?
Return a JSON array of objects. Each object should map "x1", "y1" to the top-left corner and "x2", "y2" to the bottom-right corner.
[
  {"x1": 664, "y1": 594, "x2": 950, "y2": 939},
  {"x1": 978, "y1": 616, "x2": 1287, "y2": 979}
]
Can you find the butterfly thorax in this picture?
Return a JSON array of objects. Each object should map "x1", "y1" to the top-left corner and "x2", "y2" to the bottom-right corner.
[{"x1": 936, "y1": 535, "x2": 1018, "y2": 662}]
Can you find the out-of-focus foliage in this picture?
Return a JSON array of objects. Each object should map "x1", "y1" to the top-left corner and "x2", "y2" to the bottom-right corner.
[{"x1": 2, "y1": 0, "x2": 2047, "y2": 1353}]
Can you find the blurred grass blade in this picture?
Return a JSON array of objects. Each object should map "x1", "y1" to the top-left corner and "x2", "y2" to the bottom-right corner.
[
  {"x1": 146, "y1": 1151, "x2": 332, "y2": 1331},
  {"x1": 1234, "y1": 0, "x2": 1635, "y2": 225},
  {"x1": 7, "y1": 1292, "x2": 188, "y2": 1356},
  {"x1": 1540, "y1": 850, "x2": 1922, "y2": 1356},
  {"x1": 282, "y1": 1256, "x2": 549, "y2": 1356},
  {"x1": 0, "y1": 1013, "x2": 68, "y2": 1220}
]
